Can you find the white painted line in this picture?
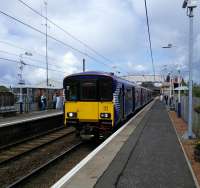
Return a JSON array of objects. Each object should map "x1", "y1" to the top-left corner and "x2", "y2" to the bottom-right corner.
[
  {"x1": 168, "y1": 114, "x2": 200, "y2": 188},
  {"x1": 0, "y1": 112, "x2": 63, "y2": 127},
  {"x1": 52, "y1": 100, "x2": 154, "y2": 188}
]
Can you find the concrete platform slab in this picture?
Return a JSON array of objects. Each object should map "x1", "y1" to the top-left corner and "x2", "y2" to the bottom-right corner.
[{"x1": 0, "y1": 110, "x2": 63, "y2": 127}]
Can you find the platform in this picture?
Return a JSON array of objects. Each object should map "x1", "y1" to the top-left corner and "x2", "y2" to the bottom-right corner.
[
  {"x1": 0, "y1": 109, "x2": 63, "y2": 128},
  {"x1": 53, "y1": 100, "x2": 198, "y2": 188}
]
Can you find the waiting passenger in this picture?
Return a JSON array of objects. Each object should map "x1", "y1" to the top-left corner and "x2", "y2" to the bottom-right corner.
[
  {"x1": 160, "y1": 94, "x2": 163, "y2": 102},
  {"x1": 41, "y1": 95, "x2": 47, "y2": 110},
  {"x1": 164, "y1": 95, "x2": 168, "y2": 105},
  {"x1": 56, "y1": 93, "x2": 63, "y2": 110},
  {"x1": 53, "y1": 93, "x2": 57, "y2": 109}
]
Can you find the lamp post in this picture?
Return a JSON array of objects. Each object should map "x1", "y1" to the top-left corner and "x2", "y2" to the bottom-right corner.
[
  {"x1": 112, "y1": 65, "x2": 121, "y2": 75},
  {"x1": 162, "y1": 44, "x2": 175, "y2": 108},
  {"x1": 18, "y1": 52, "x2": 32, "y2": 114},
  {"x1": 177, "y1": 69, "x2": 182, "y2": 117},
  {"x1": 182, "y1": 0, "x2": 197, "y2": 139},
  {"x1": 174, "y1": 63, "x2": 182, "y2": 118}
]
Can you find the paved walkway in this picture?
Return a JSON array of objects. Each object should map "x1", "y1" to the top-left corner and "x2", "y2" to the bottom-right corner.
[{"x1": 95, "y1": 101, "x2": 196, "y2": 188}]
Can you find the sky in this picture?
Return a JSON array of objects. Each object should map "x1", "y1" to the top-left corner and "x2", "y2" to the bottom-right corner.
[{"x1": 0, "y1": 0, "x2": 200, "y2": 86}]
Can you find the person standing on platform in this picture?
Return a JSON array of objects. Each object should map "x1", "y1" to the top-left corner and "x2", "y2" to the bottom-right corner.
[
  {"x1": 19, "y1": 94, "x2": 23, "y2": 114},
  {"x1": 164, "y1": 95, "x2": 168, "y2": 105},
  {"x1": 56, "y1": 93, "x2": 60, "y2": 110},
  {"x1": 43, "y1": 94, "x2": 47, "y2": 110},
  {"x1": 59, "y1": 93, "x2": 64, "y2": 110},
  {"x1": 53, "y1": 93, "x2": 57, "y2": 109},
  {"x1": 160, "y1": 93, "x2": 163, "y2": 102},
  {"x1": 41, "y1": 94, "x2": 47, "y2": 111},
  {"x1": 56, "y1": 92, "x2": 64, "y2": 110},
  {"x1": 38, "y1": 94, "x2": 42, "y2": 111}
]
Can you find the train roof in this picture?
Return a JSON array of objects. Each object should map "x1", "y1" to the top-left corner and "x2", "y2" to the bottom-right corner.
[
  {"x1": 64, "y1": 71, "x2": 115, "y2": 79},
  {"x1": 64, "y1": 71, "x2": 152, "y2": 91},
  {"x1": 64, "y1": 71, "x2": 135, "y2": 84}
]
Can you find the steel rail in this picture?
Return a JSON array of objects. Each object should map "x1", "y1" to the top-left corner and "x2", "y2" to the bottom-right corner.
[
  {"x1": 7, "y1": 141, "x2": 83, "y2": 188},
  {"x1": 0, "y1": 126, "x2": 64, "y2": 151},
  {"x1": 0, "y1": 128, "x2": 75, "y2": 165}
]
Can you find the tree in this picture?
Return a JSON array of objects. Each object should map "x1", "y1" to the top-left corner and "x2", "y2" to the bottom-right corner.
[
  {"x1": 0, "y1": 85, "x2": 9, "y2": 92},
  {"x1": 193, "y1": 85, "x2": 200, "y2": 98}
]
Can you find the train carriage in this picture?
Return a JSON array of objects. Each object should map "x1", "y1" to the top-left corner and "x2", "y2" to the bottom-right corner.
[{"x1": 63, "y1": 71, "x2": 152, "y2": 139}]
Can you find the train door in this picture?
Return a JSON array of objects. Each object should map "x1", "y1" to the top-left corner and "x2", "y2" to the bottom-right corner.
[
  {"x1": 119, "y1": 87, "x2": 123, "y2": 121},
  {"x1": 140, "y1": 88, "x2": 143, "y2": 106},
  {"x1": 119, "y1": 84, "x2": 125, "y2": 120},
  {"x1": 132, "y1": 87, "x2": 135, "y2": 112},
  {"x1": 136, "y1": 87, "x2": 140, "y2": 110}
]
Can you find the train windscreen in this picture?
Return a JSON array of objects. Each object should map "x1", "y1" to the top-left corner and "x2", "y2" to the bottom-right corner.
[
  {"x1": 99, "y1": 78, "x2": 113, "y2": 101},
  {"x1": 65, "y1": 80, "x2": 79, "y2": 101},
  {"x1": 64, "y1": 76, "x2": 113, "y2": 101},
  {"x1": 80, "y1": 79, "x2": 97, "y2": 101}
]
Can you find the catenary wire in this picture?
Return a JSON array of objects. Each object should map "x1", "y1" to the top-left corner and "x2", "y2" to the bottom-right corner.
[
  {"x1": 0, "y1": 9, "x2": 124, "y2": 74},
  {"x1": 0, "y1": 57, "x2": 67, "y2": 74},
  {"x1": 144, "y1": 0, "x2": 156, "y2": 80},
  {"x1": 0, "y1": 49, "x2": 63, "y2": 69},
  {"x1": 17, "y1": 0, "x2": 119, "y2": 65}
]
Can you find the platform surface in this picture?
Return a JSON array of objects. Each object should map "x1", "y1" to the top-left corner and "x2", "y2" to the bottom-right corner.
[
  {"x1": 53, "y1": 100, "x2": 197, "y2": 188},
  {"x1": 0, "y1": 109, "x2": 63, "y2": 127},
  {"x1": 95, "y1": 100, "x2": 196, "y2": 188}
]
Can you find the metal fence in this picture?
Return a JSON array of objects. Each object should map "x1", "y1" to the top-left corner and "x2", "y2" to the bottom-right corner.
[
  {"x1": 0, "y1": 92, "x2": 16, "y2": 114},
  {"x1": 14, "y1": 93, "x2": 56, "y2": 113},
  {"x1": 175, "y1": 96, "x2": 200, "y2": 137}
]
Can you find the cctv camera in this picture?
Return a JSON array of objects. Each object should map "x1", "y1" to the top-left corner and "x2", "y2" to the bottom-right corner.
[{"x1": 182, "y1": 0, "x2": 188, "y2": 8}]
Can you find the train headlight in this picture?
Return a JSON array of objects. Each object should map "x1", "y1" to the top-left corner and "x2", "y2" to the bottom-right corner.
[
  {"x1": 100, "y1": 113, "x2": 111, "y2": 119},
  {"x1": 67, "y1": 112, "x2": 77, "y2": 118}
]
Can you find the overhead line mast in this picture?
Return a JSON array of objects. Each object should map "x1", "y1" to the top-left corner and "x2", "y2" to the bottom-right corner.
[{"x1": 44, "y1": 1, "x2": 49, "y2": 88}]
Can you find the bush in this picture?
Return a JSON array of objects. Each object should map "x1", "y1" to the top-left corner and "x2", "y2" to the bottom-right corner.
[
  {"x1": 195, "y1": 140, "x2": 200, "y2": 151},
  {"x1": 0, "y1": 86, "x2": 9, "y2": 92},
  {"x1": 194, "y1": 140, "x2": 200, "y2": 162},
  {"x1": 193, "y1": 86, "x2": 200, "y2": 98},
  {"x1": 194, "y1": 106, "x2": 200, "y2": 113}
]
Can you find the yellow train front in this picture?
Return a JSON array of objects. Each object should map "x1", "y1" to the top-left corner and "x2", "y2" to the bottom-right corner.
[{"x1": 63, "y1": 71, "x2": 152, "y2": 140}]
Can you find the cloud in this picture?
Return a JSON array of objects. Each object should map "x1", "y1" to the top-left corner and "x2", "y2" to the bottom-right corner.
[
  {"x1": 0, "y1": 0, "x2": 200, "y2": 86},
  {"x1": 60, "y1": 51, "x2": 82, "y2": 75},
  {"x1": 127, "y1": 62, "x2": 147, "y2": 74}
]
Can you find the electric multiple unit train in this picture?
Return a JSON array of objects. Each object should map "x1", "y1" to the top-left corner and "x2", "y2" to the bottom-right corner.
[{"x1": 63, "y1": 71, "x2": 152, "y2": 139}]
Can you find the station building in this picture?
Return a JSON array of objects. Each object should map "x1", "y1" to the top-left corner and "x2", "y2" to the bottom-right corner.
[{"x1": 11, "y1": 79, "x2": 63, "y2": 112}]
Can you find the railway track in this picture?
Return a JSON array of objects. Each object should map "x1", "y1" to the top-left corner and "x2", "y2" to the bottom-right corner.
[
  {"x1": 0, "y1": 127, "x2": 75, "y2": 165},
  {"x1": 0, "y1": 126, "x2": 64, "y2": 151},
  {"x1": 7, "y1": 141, "x2": 83, "y2": 188},
  {"x1": 0, "y1": 126, "x2": 83, "y2": 188}
]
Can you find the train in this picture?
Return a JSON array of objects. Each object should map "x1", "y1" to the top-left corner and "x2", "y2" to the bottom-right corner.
[{"x1": 63, "y1": 71, "x2": 153, "y2": 139}]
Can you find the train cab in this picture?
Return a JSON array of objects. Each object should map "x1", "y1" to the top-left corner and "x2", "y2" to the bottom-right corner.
[{"x1": 63, "y1": 72, "x2": 115, "y2": 138}]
